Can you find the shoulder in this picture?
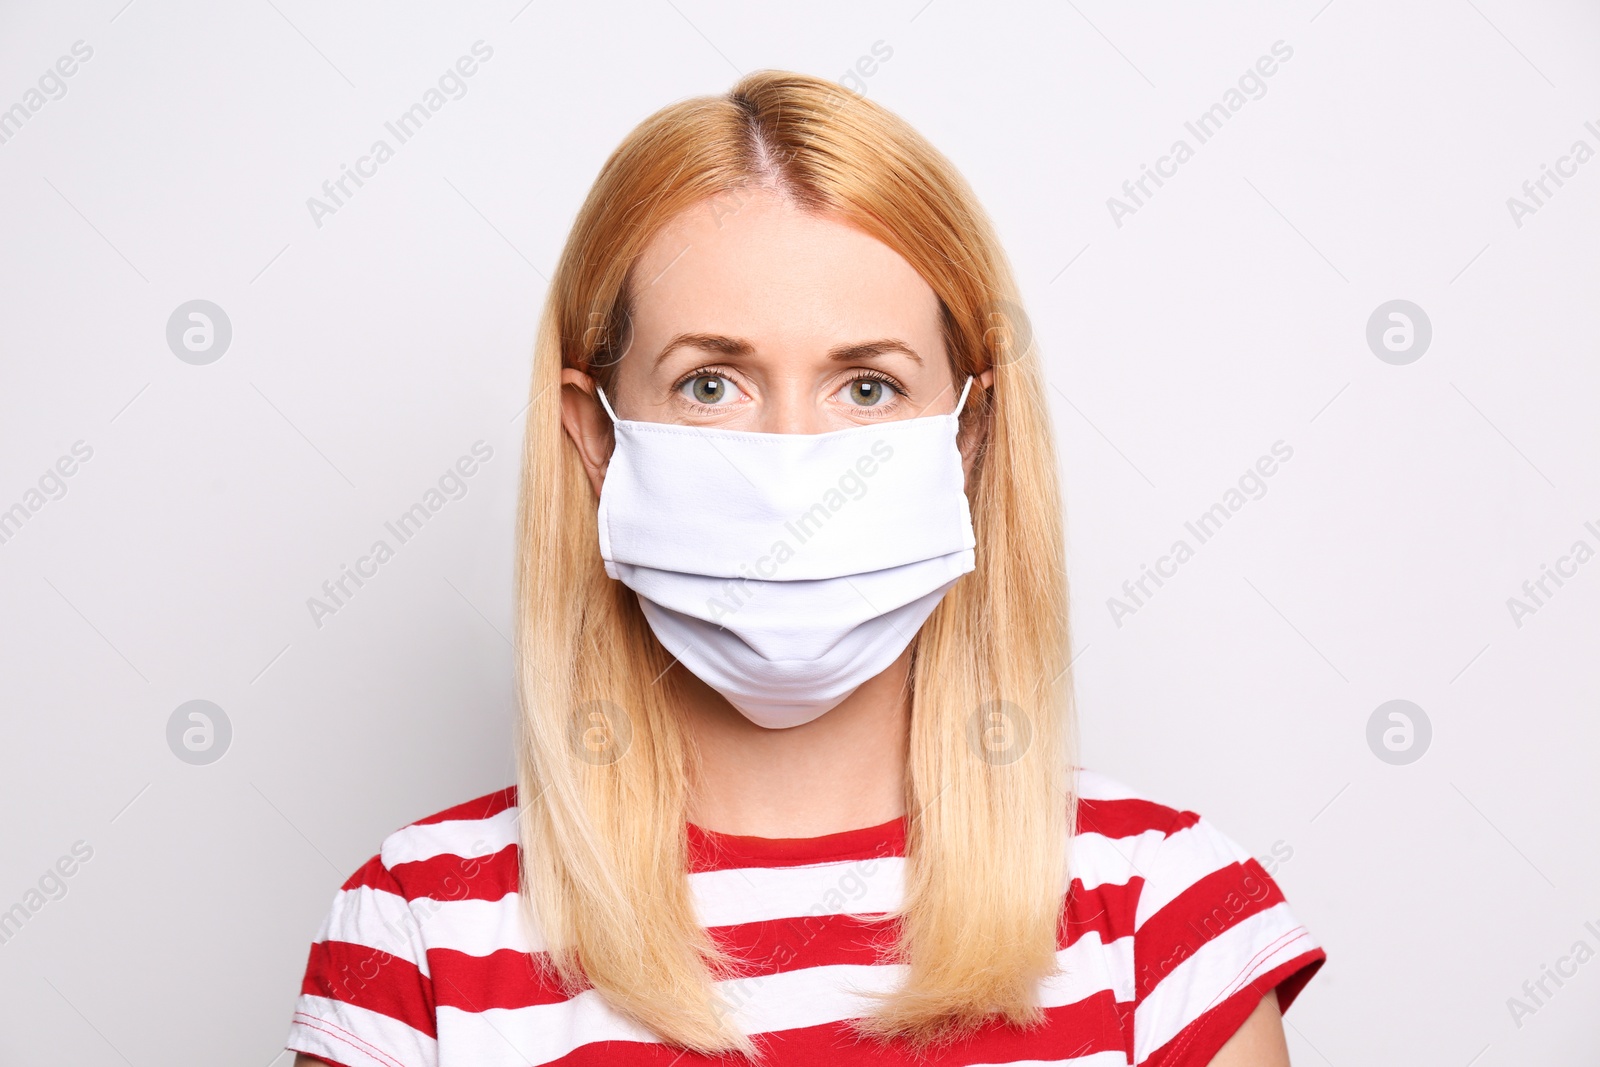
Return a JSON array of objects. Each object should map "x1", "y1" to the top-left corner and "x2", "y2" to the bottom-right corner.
[
  {"x1": 1072, "y1": 768, "x2": 1326, "y2": 1065},
  {"x1": 1072, "y1": 766, "x2": 1298, "y2": 927},
  {"x1": 1071, "y1": 767, "x2": 1205, "y2": 890},
  {"x1": 1073, "y1": 766, "x2": 1190, "y2": 828},
  {"x1": 363, "y1": 785, "x2": 522, "y2": 906},
  {"x1": 377, "y1": 785, "x2": 521, "y2": 873},
  {"x1": 297, "y1": 786, "x2": 525, "y2": 988},
  {"x1": 286, "y1": 787, "x2": 520, "y2": 1067}
]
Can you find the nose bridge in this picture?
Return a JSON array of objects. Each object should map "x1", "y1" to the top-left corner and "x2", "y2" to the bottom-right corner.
[{"x1": 758, "y1": 376, "x2": 828, "y2": 434}]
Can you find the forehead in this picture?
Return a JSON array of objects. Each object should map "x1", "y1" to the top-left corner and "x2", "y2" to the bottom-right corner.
[{"x1": 627, "y1": 190, "x2": 943, "y2": 345}]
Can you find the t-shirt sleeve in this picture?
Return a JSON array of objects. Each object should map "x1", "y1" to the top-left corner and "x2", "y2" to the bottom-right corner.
[
  {"x1": 284, "y1": 854, "x2": 440, "y2": 1067},
  {"x1": 1129, "y1": 810, "x2": 1325, "y2": 1067}
]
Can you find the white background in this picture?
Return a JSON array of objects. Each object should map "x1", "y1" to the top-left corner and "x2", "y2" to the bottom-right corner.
[{"x1": 1, "y1": 1, "x2": 1597, "y2": 1063}]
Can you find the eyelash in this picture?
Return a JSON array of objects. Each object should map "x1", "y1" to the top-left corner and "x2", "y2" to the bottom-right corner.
[{"x1": 670, "y1": 366, "x2": 907, "y2": 410}]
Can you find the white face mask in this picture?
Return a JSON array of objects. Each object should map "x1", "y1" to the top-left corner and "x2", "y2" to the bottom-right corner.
[{"x1": 593, "y1": 377, "x2": 977, "y2": 730}]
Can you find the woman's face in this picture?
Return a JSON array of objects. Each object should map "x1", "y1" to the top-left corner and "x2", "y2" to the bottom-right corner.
[{"x1": 560, "y1": 186, "x2": 990, "y2": 491}]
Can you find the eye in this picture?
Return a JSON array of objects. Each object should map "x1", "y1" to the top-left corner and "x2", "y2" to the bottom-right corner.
[
  {"x1": 678, "y1": 373, "x2": 742, "y2": 405},
  {"x1": 839, "y1": 376, "x2": 899, "y2": 408}
]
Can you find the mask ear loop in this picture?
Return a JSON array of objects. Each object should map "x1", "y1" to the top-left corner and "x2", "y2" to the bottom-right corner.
[
  {"x1": 953, "y1": 374, "x2": 975, "y2": 417},
  {"x1": 594, "y1": 384, "x2": 621, "y2": 424}
]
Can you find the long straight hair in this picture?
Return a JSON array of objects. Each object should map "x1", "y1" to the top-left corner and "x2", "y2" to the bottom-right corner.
[{"x1": 512, "y1": 69, "x2": 1077, "y2": 1056}]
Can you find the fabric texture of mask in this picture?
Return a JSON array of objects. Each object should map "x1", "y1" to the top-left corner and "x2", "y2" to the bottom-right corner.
[{"x1": 593, "y1": 378, "x2": 978, "y2": 729}]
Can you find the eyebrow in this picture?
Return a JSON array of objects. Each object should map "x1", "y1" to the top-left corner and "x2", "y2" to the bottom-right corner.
[{"x1": 652, "y1": 333, "x2": 924, "y2": 368}]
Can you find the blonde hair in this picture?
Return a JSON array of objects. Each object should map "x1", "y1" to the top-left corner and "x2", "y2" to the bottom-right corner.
[{"x1": 512, "y1": 69, "x2": 1077, "y2": 1057}]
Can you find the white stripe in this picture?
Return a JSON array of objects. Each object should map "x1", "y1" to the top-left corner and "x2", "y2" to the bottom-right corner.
[
  {"x1": 404, "y1": 857, "x2": 907, "y2": 956},
  {"x1": 724, "y1": 962, "x2": 907, "y2": 1034},
  {"x1": 287, "y1": 993, "x2": 438, "y2": 1067},
  {"x1": 1134, "y1": 903, "x2": 1317, "y2": 1061},
  {"x1": 382, "y1": 808, "x2": 518, "y2": 867},
  {"x1": 689, "y1": 853, "x2": 904, "y2": 926},
  {"x1": 415, "y1": 874, "x2": 897, "y2": 956},
  {"x1": 691, "y1": 830, "x2": 1161, "y2": 929},
  {"x1": 435, "y1": 992, "x2": 657, "y2": 1066},
  {"x1": 428, "y1": 927, "x2": 1132, "y2": 1065},
  {"x1": 320, "y1": 885, "x2": 432, "y2": 979},
  {"x1": 1050, "y1": 931, "x2": 1136, "y2": 1005},
  {"x1": 1133, "y1": 818, "x2": 1247, "y2": 927},
  {"x1": 1068, "y1": 827, "x2": 1164, "y2": 894},
  {"x1": 411, "y1": 893, "x2": 533, "y2": 956}
]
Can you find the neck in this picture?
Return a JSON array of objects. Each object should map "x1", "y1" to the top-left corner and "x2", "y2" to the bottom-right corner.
[{"x1": 680, "y1": 647, "x2": 912, "y2": 839}]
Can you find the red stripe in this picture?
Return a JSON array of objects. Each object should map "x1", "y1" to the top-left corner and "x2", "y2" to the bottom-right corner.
[
  {"x1": 388, "y1": 844, "x2": 519, "y2": 901},
  {"x1": 687, "y1": 816, "x2": 906, "y2": 871},
  {"x1": 300, "y1": 939, "x2": 438, "y2": 1039},
  {"x1": 340, "y1": 854, "x2": 401, "y2": 894},
  {"x1": 431, "y1": 948, "x2": 574, "y2": 1010},
  {"x1": 1075, "y1": 796, "x2": 1194, "y2": 840},
  {"x1": 712, "y1": 881, "x2": 1144, "y2": 971},
  {"x1": 1116, "y1": 996, "x2": 1137, "y2": 1061},
  {"x1": 708, "y1": 913, "x2": 901, "y2": 973},
  {"x1": 1134, "y1": 859, "x2": 1286, "y2": 1001},
  {"x1": 1063, "y1": 872, "x2": 1141, "y2": 948},
  {"x1": 1273, "y1": 943, "x2": 1323, "y2": 1012}
]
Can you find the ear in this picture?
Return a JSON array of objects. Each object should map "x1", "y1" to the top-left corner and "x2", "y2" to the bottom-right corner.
[
  {"x1": 558, "y1": 368, "x2": 615, "y2": 499},
  {"x1": 957, "y1": 367, "x2": 995, "y2": 481}
]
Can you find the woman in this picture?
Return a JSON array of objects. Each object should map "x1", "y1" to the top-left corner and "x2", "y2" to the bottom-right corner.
[{"x1": 285, "y1": 70, "x2": 1325, "y2": 1066}]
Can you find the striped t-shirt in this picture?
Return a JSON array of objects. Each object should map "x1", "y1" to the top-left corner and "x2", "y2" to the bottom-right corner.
[{"x1": 285, "y1": 769, "x2": 1325, "y2": 1066}]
